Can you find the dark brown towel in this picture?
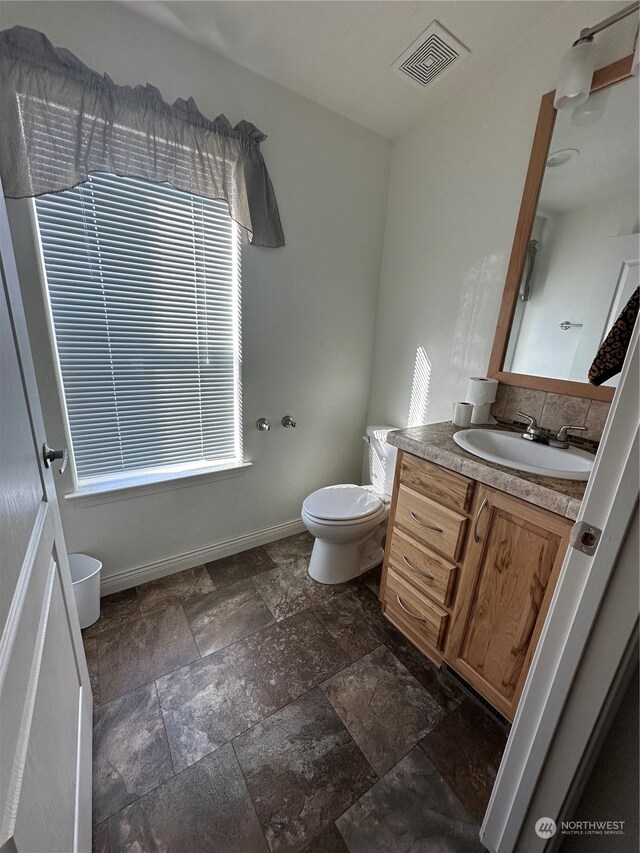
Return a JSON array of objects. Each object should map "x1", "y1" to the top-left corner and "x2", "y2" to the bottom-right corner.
[{"x1": 589, "y1": 288, "x2": 639, "y2": 385}]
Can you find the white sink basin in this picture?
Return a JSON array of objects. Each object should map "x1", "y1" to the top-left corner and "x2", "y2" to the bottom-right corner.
[{"x1": 453, "y1": 429, "x2": 594, "y2": 481}]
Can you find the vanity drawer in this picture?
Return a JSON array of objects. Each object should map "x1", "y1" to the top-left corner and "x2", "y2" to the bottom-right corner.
[
  {"x1": 395, "y1": 485, "x2": 468, "y2": 561},
  {"x1": 400, "y1": 453, "x2": 475, "y2": 514},
  {"x1": 384, "y1": 567, "x2": 449, "y2": 651},
  {"x1": 388, "y1": 529, "x2": 457, "y2": 608}
]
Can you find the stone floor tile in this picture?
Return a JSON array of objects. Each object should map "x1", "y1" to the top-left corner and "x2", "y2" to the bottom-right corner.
[
  {"x1": 136, "y1": 566, "x2": 215, "y2": 614},
  {"x1": 97, "y1": 605, "x2": 199, "y2": 702},
  {"x1": 242, "y1": 610, "x2": 350, "y2": 707},
  {"x1": 90, "y1": 532, "x2": 489, "y2": 853},
  {"x1": 419, "y1": 698, "x2": 507, "y2": 822},
  {"x1": 156, "y1": 644, "x2": 276, "y2": 772},
  {"x1": 206, "y1": 546, "x2": 277, "y2": 588},
  {"x1": 264, "y1": 532, "x2": 314, "y2": 565},
  {"x1": 252, "y1": 557, "x2": 343, "y2": 621},
  {"x1": 93, "y1": 683, "x2": 173, "y2": 824},
  {"x1": 301, "y1": 823, "x2": 350, "y2": 853},
  {"x1": 321, "y1": 645, "x2": 446, "y2": 775},
  {"x1": 107, "y1": 743, "x2": 269, "y2": 853},
  {"x1": 336, "y1": 747, "x2": 482, "y2": 852},
  {"x1": 83, "y1": 588, "x2": 141, "y2": 640},
  {"x1": 234, "y1": 689, "x2": 376, "y2": 853},
  {"x1": 315, "y1": 589, "x2": 385, "y2": 662},
  {"x1": 354, "y1": 585, "x2": 465, "y2": 712},
  {"x1": 92, "y1": 821, "x2": 110, "y2": 853},
  {"x1": 182, "y1": 578, "x2": 274, "y2": 656},
  {"x1": 358, "y1": 564, "x2": 382, "y2": 597},
  {"x1": 84, "y1": 636, "x2": 100, "y2": 705}
]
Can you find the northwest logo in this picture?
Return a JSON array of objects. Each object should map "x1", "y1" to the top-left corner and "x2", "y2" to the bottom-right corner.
[{"x1": 535, "y1": 818, "x2": 557, "y2": 838}]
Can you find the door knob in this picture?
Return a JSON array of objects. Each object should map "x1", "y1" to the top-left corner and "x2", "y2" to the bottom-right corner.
[{"x1": 43, "y1": 443, "x2": 68, "y2": 474}]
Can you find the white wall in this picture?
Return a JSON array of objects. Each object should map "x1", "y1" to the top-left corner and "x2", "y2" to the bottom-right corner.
[
  {"x1": 563, "y1": 665, "x2": 639, "y2": 853},
  {"x1": 1, "y1": 1, "x2": 391, "y2": 584},
  {"x1": 366, "y1": 1, "x2": 638, "y2": 428},
  {"x1": 509, "y1": 192, "x2": 639, "y2": 381}
]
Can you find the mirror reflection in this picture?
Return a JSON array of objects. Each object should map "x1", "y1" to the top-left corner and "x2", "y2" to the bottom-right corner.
[{"x1": 504, "y1": 75, "x2": 639, "y2": 387}]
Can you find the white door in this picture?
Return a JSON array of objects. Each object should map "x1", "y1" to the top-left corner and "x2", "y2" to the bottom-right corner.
[
  {"x1": 0, "y1": 185, "x2": 92, "y2": 852},
  {"x1": 482, "y1": 314, "x2": 639, "y2": 851}
]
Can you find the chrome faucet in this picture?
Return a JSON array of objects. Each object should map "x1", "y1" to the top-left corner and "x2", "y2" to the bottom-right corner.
[
  {"x1": 517, "y1": 412, "x2": 550, "y2": 443},
  {"x1": 517, "y1": 412, "x2": 587, "y2": 448},
  {"x1": 548, "y1": 425, "x2": 587, "y2": 448}
]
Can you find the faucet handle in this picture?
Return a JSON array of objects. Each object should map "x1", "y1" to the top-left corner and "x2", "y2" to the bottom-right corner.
[
  {"x1": 517, "y1": 411, "x2": 538, "y2": 428},
  {"x1": 517, "y1": 411, "x2": 549, "y2": 442},
  {"x1": 556, "y1": 425, "x2": 587, "y2": 441}
]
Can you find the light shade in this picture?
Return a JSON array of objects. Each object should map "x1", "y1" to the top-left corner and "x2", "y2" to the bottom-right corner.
[{"x1": 554, "y1": 40, "x2": 597, "y2": 109}]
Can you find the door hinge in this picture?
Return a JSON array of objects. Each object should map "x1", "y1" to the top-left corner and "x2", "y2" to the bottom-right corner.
[{"x1": 570, "y1": 520, "x2": 602, "y2": 556}]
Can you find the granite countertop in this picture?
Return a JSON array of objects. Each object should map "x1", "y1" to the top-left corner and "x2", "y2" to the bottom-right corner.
[{"x1": 388, "y1": 421, "x2": 590, "y2": 521}]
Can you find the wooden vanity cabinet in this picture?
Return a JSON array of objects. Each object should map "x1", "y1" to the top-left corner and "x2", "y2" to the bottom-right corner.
[
  {"x1": 380, "y1": 450, "x2": 572, "y2": 721},
  {"x1": 444, "y1": 486, "x2": 571, "y2": 720},
  {"x1": 380, "y1": 453, "x2": 475, "y2": 668}
]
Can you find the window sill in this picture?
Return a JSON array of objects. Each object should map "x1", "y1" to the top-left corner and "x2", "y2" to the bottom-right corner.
[{"x1": 65, "y1": 460, "x2": 252, "y2": 506}]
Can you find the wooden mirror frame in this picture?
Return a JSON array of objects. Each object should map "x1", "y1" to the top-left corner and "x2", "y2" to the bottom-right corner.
[{"x1": 488, "y1": 55, "x2": 635, "y2": 402}]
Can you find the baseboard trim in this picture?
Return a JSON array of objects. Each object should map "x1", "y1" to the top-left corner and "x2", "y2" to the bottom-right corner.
[{"x1": 99, "y1": 518, "x2": 307, "y2": 595}]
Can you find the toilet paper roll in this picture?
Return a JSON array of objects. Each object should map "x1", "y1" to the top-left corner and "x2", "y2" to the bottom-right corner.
[
  {"x1": 453, "y1": 402, "x2": 474, "y2": 427},
  {"x1": 466, "y1": 377, "x2": 499, "y2": 406},
  {"x1": 471, "y1": 402, "x2": 492, "y2": 425}
]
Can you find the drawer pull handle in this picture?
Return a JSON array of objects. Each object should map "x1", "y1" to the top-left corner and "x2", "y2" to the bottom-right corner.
[
  {"x1": 402, "y1": 555, "x2": 435, "y2": 581},
  {"x1": 473, "y1": 497, "x2": 489, "y2": 543},
  {"x1": 395, "y1": 595, "x2": 428, "y2": 623},
  {"x1": 409, "y1": 511, "x2": 443, "y2": 533}
]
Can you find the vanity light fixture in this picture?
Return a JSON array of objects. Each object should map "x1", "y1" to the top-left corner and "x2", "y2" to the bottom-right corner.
[{"x1": 554, "y1": 2, "x2": 640, "y2": 109}]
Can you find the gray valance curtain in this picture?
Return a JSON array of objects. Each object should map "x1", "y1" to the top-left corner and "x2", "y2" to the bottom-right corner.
[{"x1": 0, "y1": 26, "x2": 284, "y2": 247}]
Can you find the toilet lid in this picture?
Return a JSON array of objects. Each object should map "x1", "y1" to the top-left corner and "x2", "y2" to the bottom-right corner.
[{"x1": 303, "y1": 485, "x2": 383, "y2": 522}]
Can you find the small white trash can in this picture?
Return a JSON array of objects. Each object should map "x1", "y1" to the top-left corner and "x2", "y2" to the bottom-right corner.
[{"x1": 68, "y1": 553, "x2": 102, "y2": 629}]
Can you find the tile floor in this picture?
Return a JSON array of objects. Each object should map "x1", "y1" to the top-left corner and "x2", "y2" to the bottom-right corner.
[{"x1": 85, "y1": 532, "x2": 507, "y2": 853}]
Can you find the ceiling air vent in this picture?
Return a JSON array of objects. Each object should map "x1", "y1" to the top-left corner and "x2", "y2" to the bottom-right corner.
[{"x1": 392, "y1": 21, "x2": 469, "y2": 89}]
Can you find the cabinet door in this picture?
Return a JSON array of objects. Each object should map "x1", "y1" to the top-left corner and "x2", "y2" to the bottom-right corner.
[{"x1": 445, "y1": 486, "x2": 570, "y2": 720}]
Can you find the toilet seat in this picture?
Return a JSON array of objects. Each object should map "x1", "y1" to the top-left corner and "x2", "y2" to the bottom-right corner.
[
  {"x1": 303, "y1": 504, "x2": 387, "y2": 529},
  {"x1": 302, "y1": 484, "x2": 383, "y2": 523}
]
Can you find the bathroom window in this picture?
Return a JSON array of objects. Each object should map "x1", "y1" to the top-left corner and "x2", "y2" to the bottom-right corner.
[{"x1": 35, "y1": 173, "x2": 242, "y2": 489}]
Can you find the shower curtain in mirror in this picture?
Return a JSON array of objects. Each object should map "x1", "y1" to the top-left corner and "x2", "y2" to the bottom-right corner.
[{"x1": 0, "y1": 26, "x2": 285, "y2": 247}]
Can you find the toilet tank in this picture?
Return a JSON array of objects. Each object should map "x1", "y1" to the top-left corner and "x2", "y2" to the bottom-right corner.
[{"x1": 366, "y1": 425, "x2": 398, "y2": 498}]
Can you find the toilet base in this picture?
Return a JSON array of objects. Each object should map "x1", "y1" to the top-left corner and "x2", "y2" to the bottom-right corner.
[{"x1": 308, "y1": 536, "x2": 384, "y2": 585}]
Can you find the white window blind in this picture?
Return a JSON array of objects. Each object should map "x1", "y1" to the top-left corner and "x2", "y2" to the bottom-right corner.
[{"x1": 35, "y1": 173, "x2": 242, "y2": 485}]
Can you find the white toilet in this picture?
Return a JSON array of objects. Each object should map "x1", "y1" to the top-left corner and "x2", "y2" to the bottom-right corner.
[{"x1": 302, "y1": 426, "x2": 398, "y2": 584}]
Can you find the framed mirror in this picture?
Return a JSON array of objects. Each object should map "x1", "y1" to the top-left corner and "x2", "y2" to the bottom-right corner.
[{"x1": 488, "y1": 55, "x2": 639, "y2": 402}]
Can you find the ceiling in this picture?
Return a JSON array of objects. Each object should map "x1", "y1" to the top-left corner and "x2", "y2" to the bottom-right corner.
[{"x1": 124, "y1": 1, "x2": 561, "y2": 138}]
